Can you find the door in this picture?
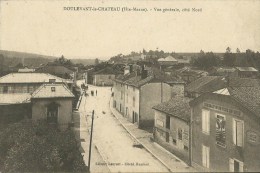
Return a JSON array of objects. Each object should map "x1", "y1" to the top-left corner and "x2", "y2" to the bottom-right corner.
[
  {"x1": 202, "y1": 145, "x2": 210, "y2": 168},
  {"x1": 47, "y1": 102, "x2": 58, "y2": 124}
]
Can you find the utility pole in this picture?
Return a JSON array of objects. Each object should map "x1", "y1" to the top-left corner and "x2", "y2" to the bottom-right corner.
[{"x1": 88, "y1": 110, "x2": 95, "y2": 172}]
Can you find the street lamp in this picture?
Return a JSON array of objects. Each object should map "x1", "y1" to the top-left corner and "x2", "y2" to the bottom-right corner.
[{"x1": 88, "y1": 110, "x2": 95, "y2": 172}]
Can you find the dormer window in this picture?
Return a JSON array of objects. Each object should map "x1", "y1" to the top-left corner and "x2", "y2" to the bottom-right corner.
[
  {"x1": 49, "y1": 79, "x2": 56, "y2": 83},
  {"x1": 51, "y1": 87, "x2": 56, "y2": 92}
]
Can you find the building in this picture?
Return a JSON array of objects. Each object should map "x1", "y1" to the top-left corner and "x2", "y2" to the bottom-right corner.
[
  {"x1": 185, "y1": 76, "x2": 260, "y2": 98},
  {"x1": 31, "y1": 84, "x2": 74, "y2": 130},
  {"x1": 158, "y1": 56, "x2": 178, "y2": 66},
  {"x1": 185, "y1": 76, "x2": 225, "y2": 98},
  {"x1": 176, "y1": 67, "x2": 208, "y2": 84},
  {"x1": 93, "y1": 67, "x2": 118, "y2": 86},
  {"x1": 189, "y1": 87, "x2": 260, "y2": 172},
  {"x1": 113, "y1": 67, "x2": 172, "y2": 130},
  {"x1": 36, "y1": 64, "x2": 74, "y2": 79},
  {"x1": 153, "y1": 97, "x2": 192, "y2": 164},
  {"x1": 0, "y1": 93, "x2": 31, "y2": 125},
  {"x1": 0, "y1": 73, "x2": 74, "y2": 126},
  {"x1": 0, "y1": 73, "x2": 73, "y2": 94},
  {"x1": 209, "y1": 67, "x2": 236, "y2": 76},
  {"x1": 233, "y1": 67, "x2": 259, "y2": 78}
]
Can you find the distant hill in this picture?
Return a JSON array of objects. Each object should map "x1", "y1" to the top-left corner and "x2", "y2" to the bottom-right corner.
[
  {"x1": 0, "y1": 50, "x2": 57, "y2": 67},
  {"x1": 0, "y1": 50, "x2": 102, "y2": 67},
  {"x1": 71, "y1": 59, "x2": 96, "y2": 66}
]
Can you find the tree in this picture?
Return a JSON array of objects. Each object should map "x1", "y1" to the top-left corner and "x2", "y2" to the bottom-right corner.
[
  {"x1": 192, "y1": 52, "x2": 221, "y2": 70},
  {"x1": 95, "y1": 58, "x2": 99, "y2": 65},
  {"x1": 223, "y1": 47, "x2": 236, "y2": 66},
  {"x1": 0, "y1": 120, "x2": 88, "y2": 172},
  {"x1": 236, "y1": 48, "x2": 241, "y2": 53}
]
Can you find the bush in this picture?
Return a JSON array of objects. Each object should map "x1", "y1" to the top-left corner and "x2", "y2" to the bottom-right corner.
[{"x1": 0, "y1": 119, "x2": 88, "y2": 172}]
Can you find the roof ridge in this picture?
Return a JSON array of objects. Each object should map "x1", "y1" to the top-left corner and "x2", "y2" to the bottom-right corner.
[
  {"x1": 62, "y1": 84, "x2": 74, "y2": 96},
  {"x1": 31, "y1": 84, "x2": 46, "y2": 97}
]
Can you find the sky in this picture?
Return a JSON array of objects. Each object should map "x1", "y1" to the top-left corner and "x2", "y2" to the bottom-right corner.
[{"x1": 0, "y1": 0, "x2": 260, "y2": 60}]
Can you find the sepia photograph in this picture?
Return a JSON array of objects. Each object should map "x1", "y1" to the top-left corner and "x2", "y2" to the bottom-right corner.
[{"x1": 0, "y1": 0, "x2": 260, "y2": 172}]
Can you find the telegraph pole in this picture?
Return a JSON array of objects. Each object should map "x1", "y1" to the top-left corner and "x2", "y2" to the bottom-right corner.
[{"x1": 88, "y1": 110, "x2": 95, "y2": 172}]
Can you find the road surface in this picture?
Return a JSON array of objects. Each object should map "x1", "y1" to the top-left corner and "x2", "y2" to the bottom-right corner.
[{"x1": 77, "y1": 81, "x2": 169, "y2": 173}]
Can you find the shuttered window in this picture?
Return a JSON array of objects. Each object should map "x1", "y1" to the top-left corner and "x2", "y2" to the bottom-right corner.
[
  {"x1": 202, "y1": 145, "x2": 210, "y2": 168},
  {"x1": 202, "y1": 109, "x2": 210, "y2": 134},
  {"x1": 229, "y1": 158, "x2": 244, "y2": 172},
  {"x1": 233, "y1": 119, "x2": 244, "y2": 147}
]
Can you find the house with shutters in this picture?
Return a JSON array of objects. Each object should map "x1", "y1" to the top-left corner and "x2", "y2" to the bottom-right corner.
[
  {"x1": 153, "y1": 97, "x2": 192, "y2": 164},
  {"x1": 189, "y1": 86, "x2": 260, "y2": 172},
  {"x1": 113, "y1": 66, "x2": 172, "y2": 130}
]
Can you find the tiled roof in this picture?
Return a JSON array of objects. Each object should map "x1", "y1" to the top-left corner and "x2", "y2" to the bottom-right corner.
[
  {"x1": 153, "y1": 97, "x2": 192, "y2": 122},
  {"x1": 185, "y1": 76, "x2": 224, "y2": 93},
  {"x1": 212, "y1": 87, "x2": 260, "y2": 118},
  {"x1": 31, "y1": 84, "x2": 74, "y2": 98},
  {"x1": 124, "y1": 75, "x2": 154, "y2": 88},
  {"x1": 228, "y1": 87, "x2": 260, "y2": 117},
  {"x1": 236, "y1": 67, "x2": 258, "y2": 72},
  {"x1": 229, "y1": 77, "x2": 260, "y2": 87},
  {"x1": 0, "y1": 73, "x2": 68, "y2": 84},
  {"x1": 0, "y1": 93, "x2": 31, "y2": 105},
  {"x1": 114, "y1": 72, "x2": 137, "y2": 83}
]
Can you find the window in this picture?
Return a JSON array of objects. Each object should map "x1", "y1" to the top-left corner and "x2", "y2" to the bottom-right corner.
[
  {"x1": 133, "y1": 87, "x2": 135, "y2": 92},
  {"x1": 178, "y1": 128, "x2": 183, "y2": 140},
  {"x1": 216, "y1": 114, "x2": 226, "y2": 147},
  {"x1": 51, "y1": 87, "x2": 56, "y2": 92},
  {"x1": 127, "y1": 85, "x2": 128, "y2": 89},
  {"x1": 121, "y1": 91, "x2": 123, "y2": 99},
  {"x1": 133, "y1": 97, "x2": 135, "y2": 107},
  {"x1": 233, "y1": 119, "x2": 244, "y2": 147},
  {"x1": 166, "y1": 132, "x2": 169, "y2": 142},
  {"x1": 202, "y1": 145, "x2": 210, "y2": 168},
  {"x1": 126, "y1": 93, "x2": 128, "y2": 103},
  {"x1": 202, "y1": 109, "x2": 210, "y2": 134},
  {"x1": 3, "y1": 86, "x2": 8, "y2": 93},
  {"x1": 108, "y1": 75, "x2": 111, "y2": 79},
  {"x1": 229, "y1": 158, "x2": 244, "y2": 172},
  {"x1": 49, "y1": 79, "x2": 56, "y2": 83},
  {"x1": 166, "y1": 115, "x2": 170, "y2": 129}
]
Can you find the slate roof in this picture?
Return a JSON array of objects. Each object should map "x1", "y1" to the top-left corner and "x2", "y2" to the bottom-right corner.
[
  {"x1": 31, "y1": 84, "x2": 74, "y2": 98},
  {"x1": 153, "y1": 97, "x2": 192, "y2": 122},
  {"x1": 185, "y1": 76, "x2": 225, "y2": 93},
  {"x1": 236, "y1": 67, "x2": 258, "y2": 72},
  {"x1": 0, "y1": 93, "x2": 31, "y2": 105},
  {"x1": 0, "y1": 73, "x2": 69, "y2": 84}
]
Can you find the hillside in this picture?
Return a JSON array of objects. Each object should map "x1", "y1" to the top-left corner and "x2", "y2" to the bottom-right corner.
[
  {"x1": 0, "y1": 50, "x2": 56, "y2": 67},
  {"x1": 0, "y1": 50, "x2": 102, "y2": 67}
]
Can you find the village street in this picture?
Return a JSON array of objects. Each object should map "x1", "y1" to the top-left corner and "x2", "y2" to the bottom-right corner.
[{"x1": 76, "y1": 80, "x2": 169, "y2": 173}]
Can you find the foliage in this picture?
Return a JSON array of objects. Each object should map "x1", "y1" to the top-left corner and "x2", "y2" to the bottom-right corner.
[
  {"x1": 0, "y1": 120, "x2": 88, "y2": 172},
  {"x1": 192, "y1": 51, "x2": 221, "y2": 70},
  {"x1": 54, "y1": 55, "x2": 74, "y2": 67}
]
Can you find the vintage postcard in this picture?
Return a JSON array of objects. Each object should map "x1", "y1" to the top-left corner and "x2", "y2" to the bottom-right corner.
[{"x1": 0, "y1": 0, "x2": 260, "y2": 172}]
